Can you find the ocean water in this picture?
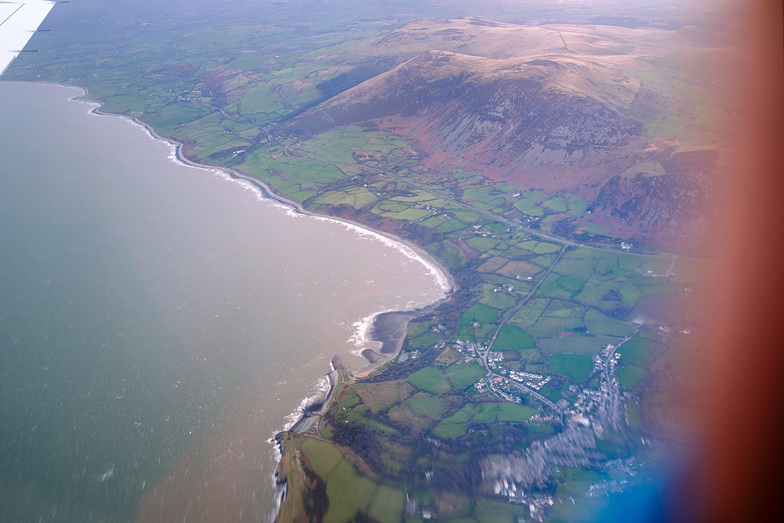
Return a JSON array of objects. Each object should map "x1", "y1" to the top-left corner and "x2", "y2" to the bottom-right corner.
[{"x1": 0, "y1": 82, "x2": 447, "y2": 522}]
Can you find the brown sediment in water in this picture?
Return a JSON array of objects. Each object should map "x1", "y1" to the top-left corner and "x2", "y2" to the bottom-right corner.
[{"x1": 41, "y1": 80, "x2": 453, "y2": 522}]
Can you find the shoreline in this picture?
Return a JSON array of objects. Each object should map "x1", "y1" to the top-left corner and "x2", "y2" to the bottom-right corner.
[
  {"x1": 134, "y1": 110, "x2": 454, "y2": 370},
  {"x1": 81, "y1": 83, "x2": 455, "y2": 303},
  {"x1": 73, "y1": 84, "x2": 456, "y2": 372},
  {"x1": 63, "y1": 83, "x2": 456, "y2": 316},
  {"x1": 353, "y1": 309, "x2": 424, "y2": 377},
  {"x1": 12, "y1": 80, "x2": 456, "y2": 521}
]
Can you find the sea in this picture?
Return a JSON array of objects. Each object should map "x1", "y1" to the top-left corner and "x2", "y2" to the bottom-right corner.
[{"x1": 0, "y1": 81, "x2": 448, "y2": 522}]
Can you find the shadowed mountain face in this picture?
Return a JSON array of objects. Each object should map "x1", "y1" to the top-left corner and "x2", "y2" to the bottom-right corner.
[{"x1": 594, "y1": 147, "x2": 717, "y2": 234}]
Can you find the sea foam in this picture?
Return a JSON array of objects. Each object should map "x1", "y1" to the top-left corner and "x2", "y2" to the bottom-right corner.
[{"x1": 348, "y1": 308, "x2": 396, "y2": 356}]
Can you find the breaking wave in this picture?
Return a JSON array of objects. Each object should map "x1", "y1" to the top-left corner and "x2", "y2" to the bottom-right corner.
[{"x1": 348, "y1": 309, "x2": 395, "y2": 356}]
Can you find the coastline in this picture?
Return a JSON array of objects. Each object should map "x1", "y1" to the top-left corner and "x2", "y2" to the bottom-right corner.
[
  {"x1": 62, "y1": 82, "x2": 456, "y2": 310},
  {"x1": 82, "y1": 82, "x2": 455, "y2": 303},
  {"x1": 353, "y1": 309, "x2": 421, "y2": 377},
  {"x1": 65, "y1": 82, "x2": 456, "y2": 371},
  {"x1": 13, "y1": 80, "x2": 456, "y2": 522}
]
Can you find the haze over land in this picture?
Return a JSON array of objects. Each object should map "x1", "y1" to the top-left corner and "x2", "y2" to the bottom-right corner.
[
  {"x1": 287, "y1": 17, "x2": 728, "y2": 248},
  {"x1": 7, "y1": 0, "x2": 734, "y2": 249},
  {"x1": 1, "y1": 0, "x2": 753, "y2": 521}
]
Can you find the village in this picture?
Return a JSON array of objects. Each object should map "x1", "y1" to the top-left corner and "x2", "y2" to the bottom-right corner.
[{"x1": 444, "y1": 334, "x2": 635, "y2": 521}]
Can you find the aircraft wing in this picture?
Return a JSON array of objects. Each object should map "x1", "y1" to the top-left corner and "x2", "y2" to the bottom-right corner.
[{"x1": 0, "y1": 1, "x2": 56, "y2": 76}]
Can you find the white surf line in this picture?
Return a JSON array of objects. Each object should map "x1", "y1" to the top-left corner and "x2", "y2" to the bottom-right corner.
[{"x1": 58, "y1": 83, "x2": 456, "y2": 300}]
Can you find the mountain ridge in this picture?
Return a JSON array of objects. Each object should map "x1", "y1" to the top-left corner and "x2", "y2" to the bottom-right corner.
[{"x1": 279, "y1": 17, "x2": 725, "y2": 248}]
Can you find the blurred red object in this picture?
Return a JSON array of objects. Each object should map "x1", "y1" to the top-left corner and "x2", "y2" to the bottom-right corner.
[{"x1": 693, "y1": 1, "x2": 784, "y2": 521}]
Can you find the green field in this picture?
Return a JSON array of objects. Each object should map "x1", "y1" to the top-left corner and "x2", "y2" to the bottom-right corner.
[
  {"x1": 536, "y1": 273, "x2": 575, "y2": 300},
  {"x1": 618, "y1": 364, "x2": 650, "y2": 389},
  {"x1": 584, "y1": 308, "x2": 635, "y2": 337},
  {"x1": 298, "y1": 437, "x2": 386, "y2": 523},
  {"x1": 407, "y1": 320, "x2": 431, "y2": 338},
  {"x1": 479, "y1": 284, "x2": 518, "y2": 309},
  {"x1": 556, "y1": 274, "x2": 587, "y2": 293},
  {"x1": 446, "y1": 362, "x2": 487, "y2": 390},
  {"x1": 617, "y1": 336, "x2": 657, "y2": 366},
  {"x1": 405, "y1": 393, "x2": 462, "y2": 419},
  {"x1": 547, "y1": 353, "x2": 594, "y2": 382},
  {"x1": 316, "y1": 188, "x2": 377, "y2": 209},
  {"x1": 432, "y1": 401, "x2": 537, "y2": 439},
  {"x1": 368, "y1": 485, "x2": 406, "y2": 523},
  {"x1": 543, "y1": 299, "x2": 585, "y2": 318},
  {"x1": 408, "y1": 330, "x2": 443, "y2": 349},
  {"x1": 433, "y1": 403, "x2": 497, "y2": 438},
  {"x1": 526, "y1": 423, "x2": 556, "y2": 441},
  {"x1": 514, "y1": 198, "x2": 544, "y2": 216},
  {"x1": 324, "y1": 461, "x2": 377, "y2": 522},
  {"x1": 538, "y1": 335, "x2": 620, "y2": 355},
  {"x1": 527, "y1": 316, "x2": 585, "y2": 338},
  {"x1": 497, "y1": 403, "x2": 538, "y2": 423},
  {"x1": 302, "y1": 436, "x2": 344, "y2": 478},
  {"x1": 492, "y1": 324, "x2": 536, "y2": 351},
  {"x1": 474, "y1": 499, "x2": 528, "y2": 521},
  {"x1": 426, "y1": 240, "x2": 466, "y2": 269},
  {"x1": 407, "y1": 367, "x2": 452, "y2": 394},
  {"x1": 508, "y1": 298, "x2": 550, "y2": 329}
]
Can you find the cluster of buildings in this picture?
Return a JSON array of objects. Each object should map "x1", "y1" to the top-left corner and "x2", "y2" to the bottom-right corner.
[
  {"x1": 476, "y1": 335, "x2": 637, "y2": 520},
  {"x1": 482, "y1": 423, "x2": 604, "y2": 521},
  {"x1": 420, "y1": 326, "x2": 650, "y2": 520}
]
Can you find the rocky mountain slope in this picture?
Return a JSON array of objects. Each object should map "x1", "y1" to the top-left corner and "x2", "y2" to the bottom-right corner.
[{"x1": 291, "y1": 50, "x2": 642, "y2": 186}]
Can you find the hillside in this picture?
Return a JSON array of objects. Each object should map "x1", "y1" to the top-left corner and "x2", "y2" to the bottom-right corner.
[
  {"x1": 291, "y1": 49, "x2": 643, "y2": 185},
  {"x1": 284, "y1": 18, "x2": 726, "y2": 248}
]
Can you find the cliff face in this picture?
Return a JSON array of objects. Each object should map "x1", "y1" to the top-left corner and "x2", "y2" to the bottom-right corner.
[{"x1": 428, "y1": 78, "x2": 642, "y2": 172}]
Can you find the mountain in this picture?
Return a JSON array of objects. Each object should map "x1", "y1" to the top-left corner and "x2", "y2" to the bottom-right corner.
[
  {"x1": 291, "y1": 50, "x2": 642, "y2": 187},
  {"x1": 282, "y1": 19, "x2": 725, "y2": 248}
]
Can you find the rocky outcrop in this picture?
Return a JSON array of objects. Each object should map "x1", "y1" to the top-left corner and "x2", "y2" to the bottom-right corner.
[{"x1": 591, "y1": 146, "x2": 717, "y2": 242}]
